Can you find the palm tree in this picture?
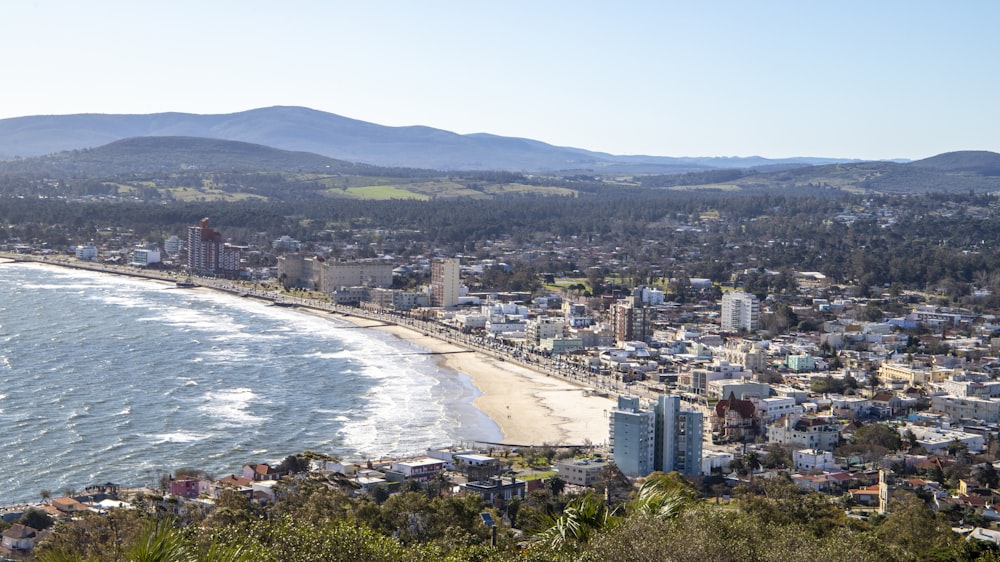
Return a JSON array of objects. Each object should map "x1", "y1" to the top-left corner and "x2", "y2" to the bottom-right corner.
[
  {"x1": 532, "y1": 492, "x2": 617, "y2": 552},
  {"x1": 533, "y1": 473, "x2": 697, "y2": 553},
  {"x1": 627, "y1": 473, "x2": 697, "y2": 520}
]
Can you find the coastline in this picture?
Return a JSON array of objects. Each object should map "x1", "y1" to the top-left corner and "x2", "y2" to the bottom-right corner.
[
  {"x1": 3, "y1": 254, "x2": 614, "y2": 448},
  {"x1": 328, "y1": 314, "x2": 614, "y2": 447}
]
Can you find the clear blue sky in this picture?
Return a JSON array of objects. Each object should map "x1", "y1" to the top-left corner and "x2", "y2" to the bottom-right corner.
[{"x1": 2, "y1": 1, "x2": 998, "y2": 160}]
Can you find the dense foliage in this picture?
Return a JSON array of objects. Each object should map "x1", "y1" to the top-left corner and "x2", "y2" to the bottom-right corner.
[{"x1": 31, "y1": 472, "x2": 1000, "y2": 561}]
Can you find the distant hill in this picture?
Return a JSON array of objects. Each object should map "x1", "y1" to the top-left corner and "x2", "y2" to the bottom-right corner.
[
  {"x1": 643, "y1": 151, "x2": 1000, "y2": 194},
  {"x1": 0, "y1": 136, "x2": 367, "y2": 176},
  {"x1": 908, "y1": 150, "x2": 1000, "y2": 175},
  {"x1": 0, "y1": 106, "x2": 855, "y2": 173}
]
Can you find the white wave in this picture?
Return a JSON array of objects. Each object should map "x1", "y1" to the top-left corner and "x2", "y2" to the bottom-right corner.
[
  {"x1": 197, "y1": 388, "x2": 265, "y2": 426},
  {"x1": 148, "y1": 431, "x2": 210, "y2": 444}
]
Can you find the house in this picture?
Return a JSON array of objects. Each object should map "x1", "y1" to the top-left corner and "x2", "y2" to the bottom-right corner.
[
  {"x1": 243, "y1": 463, "x2": 284, "y2": 481},
  {"x1": 50, "y1": 496, "x2": 89, "y2": 516},
  {"x1": 794, "y1": 449, "x2": 838, "y2": 471},
  {"x1": 215, "y1": 475, "x2": 254, "y2": 498},
  {"x1": 871, "y1": 392, "x2": 903, "y2": 417},
  {"x1": 555, "y1": 458, "x2": 608, "y2": 487},
  {"x1": 462, "y1": 476, "x2": 526, "y2": 506},
  {"x1": 768, "y1": 414, "x2": 842, "y2": 452},
  {"x1": 713, "y1": 392, "x2": 758, "y2": 442},
  {"x1": 849, "y1": 484, "x2": 881, "y2": 506},
  {"x1": 453, "y1": 454, "x2": 501, "y2": 481},
  {"x1": 390, "y1": 457, "x2": 446, "y2": 482},
  {"x1": 169, "y1": 478, "x2": 211, "y2": 499},
  {"x1": 1, "y1": 524, "x2": 39, "y2": 553}
]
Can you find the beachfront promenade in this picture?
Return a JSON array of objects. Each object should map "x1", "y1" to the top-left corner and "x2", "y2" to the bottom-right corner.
[{"x1": 1, "y1": 253, "x2": 660, "y2": 404}]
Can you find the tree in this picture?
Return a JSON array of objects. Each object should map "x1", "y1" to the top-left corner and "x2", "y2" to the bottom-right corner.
[
  {"x1": 532, "y1": 492, "x2": 618, "y2": 554},
  {"x1": 761, "y1": 443, "x2": 793, "y2": 470},
  {"x1": 547, "y1": 475, "x2": 566, "y2": 497},
  {"x1": 974, "y1": 462, "x2": 1000, "y2": 489},
  {"x1": 876, "y1": 490, "x2": 962, "y2": 560},
  {"x1": 18, "y1": 508, "x2": 54, "y2": 531}
]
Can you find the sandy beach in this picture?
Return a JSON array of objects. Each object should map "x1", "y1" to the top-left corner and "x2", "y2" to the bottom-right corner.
[{"x1": 329, "y1": 314, "x2": 615, "y2": 447}]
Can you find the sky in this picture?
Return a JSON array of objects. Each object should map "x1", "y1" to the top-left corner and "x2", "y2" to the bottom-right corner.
[{"x1": 2, "y1": 1, "x2": 998, "y2": 160}]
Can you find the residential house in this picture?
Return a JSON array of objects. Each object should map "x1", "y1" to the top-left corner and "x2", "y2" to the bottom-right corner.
[
  {"x1": 462, "y1": 476, "x2": 526, "y2": 506},
  {"x1": 768, "y1": 413, "x2": 841, "y2": 452},
  {"x1": 1, "y1": 524, "x2": 38, "y2": 554},
  {"x1": 243, "y1": 463, "x2": 284, "y2": 481},
  {"x1": 555, "y1": 458, "x2": 608, "y2": 487},
  {"x1": 794, "y1": 449, "x2": 838, "y2": 471},
  {"x1": 713, "y1": 392, "x2": 758, "y2": 442},
  {"x1": 390, "y1": 457, "x2": 446, "y2": 483}
]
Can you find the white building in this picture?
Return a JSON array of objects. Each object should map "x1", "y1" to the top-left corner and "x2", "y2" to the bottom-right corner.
[
  {"x1": 898, "y1": 422, "x2": 985, "y2": 453},
  {"x1": 751, "y1": 396, "x2": 799, "y2": 423},
  {"x1": 130, "y1": 244, "x2": 161, "y2": 267},
  {"x1": 164, "y1": 235, "x2": 183, "y2": 256},
  {"x1": 75, "y1": 242, "x2": 98, "y2": 261},
  {"x1": 768, "y1": 413, "x2": 841, "y2": 452},
  {"x1": 688, "y1": 359, "x2": 753, "y2": 395},
  {"x1": 721, "y1": 291, "x2": 760, "y2": 332},
  {"x1": 555, "y1": 458, "x2": 609, "y2": 486},
  {"x1": 390, "y1": 457, "x2": 446, "y2": 482},
  {"x1": 929, "y1": 395, "x2": 1000, "y2": 423},
  {"x1": 794, "y1": 449, "x2": 838, "y2": 471}
]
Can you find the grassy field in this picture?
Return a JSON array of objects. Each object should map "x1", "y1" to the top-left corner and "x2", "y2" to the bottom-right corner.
[
  {"x1": 341, "y1": 185, "x2": 430, "y2": 200},
  {"x1": 166, "y1": 187, "x2": 264, "y2": 202}
]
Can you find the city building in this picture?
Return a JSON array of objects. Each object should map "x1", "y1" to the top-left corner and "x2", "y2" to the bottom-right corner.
[
  {"x1": 278, "y1": 256, "x2": 394, "y2": 293},
  {"x1": 721, "y1": 290, "x2": 760, "y2": 332},
  {"x1": 186, "y1": 218, "x2": 241, "y2": 277},
  {"x1": 75, "y1": 242, "x2": 97, "y2": 261},
  {"x1": 320, "y1": 261, "x2": 394, "y2": 294},
  {"x1": 654, "y1": 394, "x2": 704, "y2": 476},
  {"x1": 163, "y1": 235, "x2": 183, "y2": 257},
  {"x1": 610, "y1": 394, "x2": 703, "y2": 477},
  {"x1": 555, "y1": 458, "x2": 609, "y2": 486},
  {"x1": 767, "y1": 413, "x2": 841, "y2": 452},
  {"x1": 130, "y1": 244, "x2": 161, "y2": 267},
  {"x1": 611, "y1": 295, "x2": 652, "y2": 345},
  {"x1": 609, "y1": 396, "x2": 655, "y2": 477},
  {"x1": 431, "y1": 258, "x2": 460, "y2": 308},
  {"x1": 525, "y1": 316, "x2": 566, "y2": 347}
]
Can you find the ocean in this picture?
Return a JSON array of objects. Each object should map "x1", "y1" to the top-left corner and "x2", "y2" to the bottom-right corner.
[{"x1": 0, "y1": 262, "x2": 500, "y2": 504}]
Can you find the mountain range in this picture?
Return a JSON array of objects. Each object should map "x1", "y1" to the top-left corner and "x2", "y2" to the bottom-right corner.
[{"x1": 0, "y1": 106, "x2": 855, "y2": 173}]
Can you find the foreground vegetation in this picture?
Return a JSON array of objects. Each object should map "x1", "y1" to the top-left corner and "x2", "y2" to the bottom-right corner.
[{"x1": 27, "y1": 471, "x2": 1000, "y2": 562}]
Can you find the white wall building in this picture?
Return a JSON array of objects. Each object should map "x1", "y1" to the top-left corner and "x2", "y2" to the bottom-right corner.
[
  {"x1": 75, "y1": 242, "x2": 98, "y2": 261},
  {"x1": 130, "y1": 244, "x2": 161, "y2": 267},
  {"x1": 794, "y1": 449, "x2": 838, "y2": 471},
  {"x1": 721, "y1": 291, "x2": 760, "y2": 332}
]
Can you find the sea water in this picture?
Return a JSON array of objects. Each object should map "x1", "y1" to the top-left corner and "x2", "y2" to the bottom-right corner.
[{"x1": 0, "y1": 263, "x2": 500, "y2": 503}]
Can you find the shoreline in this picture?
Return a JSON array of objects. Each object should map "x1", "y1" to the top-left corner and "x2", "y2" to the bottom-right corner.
[
  {"x1": 3, "y1": 254, "x2": 614, "y2": 448},
  {"x1": 329, "y1": 314, "x2": 614, "y2": 447}
]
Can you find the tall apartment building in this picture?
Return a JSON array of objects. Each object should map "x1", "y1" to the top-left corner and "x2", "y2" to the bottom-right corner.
[
  {"x1": 611, "y1": 295, "x2": 652, "y2": 345},
  {"x1": 187, "y1": 218, "x2": 241, "y2": 277},
  {"x1": 609, "y1": 396, "x2": 655, "y2": 477},
  {"x1": 721, "y1": 290, "x2": 760, "y2": 332},
  {"x1": 431, "y1": 258, "x2": 460, "y2": 308},
  {"x1": 610, "y1": 394, "x2": 703, "y2": 477},
  {"x1": 654, "y1": 395, "x2": 704, "y2": 476}
]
